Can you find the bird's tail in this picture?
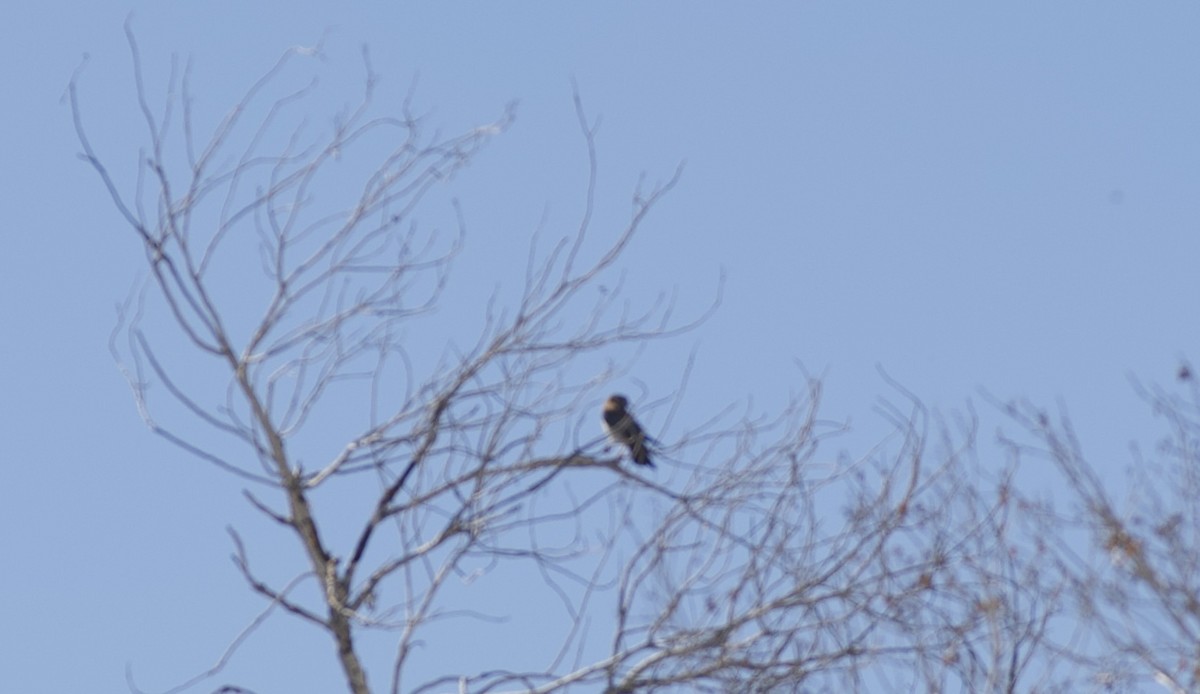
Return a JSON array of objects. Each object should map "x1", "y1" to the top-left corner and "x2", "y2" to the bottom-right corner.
[{"x1": 631, "y1": 442, "x2": 654, "y2": 467}]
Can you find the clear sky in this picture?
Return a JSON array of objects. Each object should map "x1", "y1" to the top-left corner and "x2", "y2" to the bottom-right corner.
[{"x1": 3, "y1": 3, "x2": 1199, "y2": 692}]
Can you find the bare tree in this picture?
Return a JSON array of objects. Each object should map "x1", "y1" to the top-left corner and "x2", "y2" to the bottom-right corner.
[
  {"x1": 996, "y1": 364, "x2": 1200, "y2": 694},
  {"x1": 74, "y1": 30, "x2": 1070, "y2": 694}
]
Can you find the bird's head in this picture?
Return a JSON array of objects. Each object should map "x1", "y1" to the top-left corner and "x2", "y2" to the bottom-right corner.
[{"x1": 604, "y1": 394, "x2": 629, "y2": 411}]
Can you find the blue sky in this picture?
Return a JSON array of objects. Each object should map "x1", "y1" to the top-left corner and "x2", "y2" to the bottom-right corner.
[{"x1": 3, "y1": 3, "x2": 1199, "y2": 692}]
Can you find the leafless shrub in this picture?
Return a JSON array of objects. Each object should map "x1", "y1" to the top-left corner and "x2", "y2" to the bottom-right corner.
[{"x1": 997, "y1": 365, "x2": 1200, "y2": 693}]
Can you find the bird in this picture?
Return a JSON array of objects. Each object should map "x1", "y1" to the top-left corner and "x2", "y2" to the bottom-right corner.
[{"x1": 602, "y1": 394, "x2": 655, "y2": 467}]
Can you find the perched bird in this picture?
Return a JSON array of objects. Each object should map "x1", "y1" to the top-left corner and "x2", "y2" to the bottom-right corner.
[{"x1": 602, "y1": 394, "x2": 655, "y2": 467}]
